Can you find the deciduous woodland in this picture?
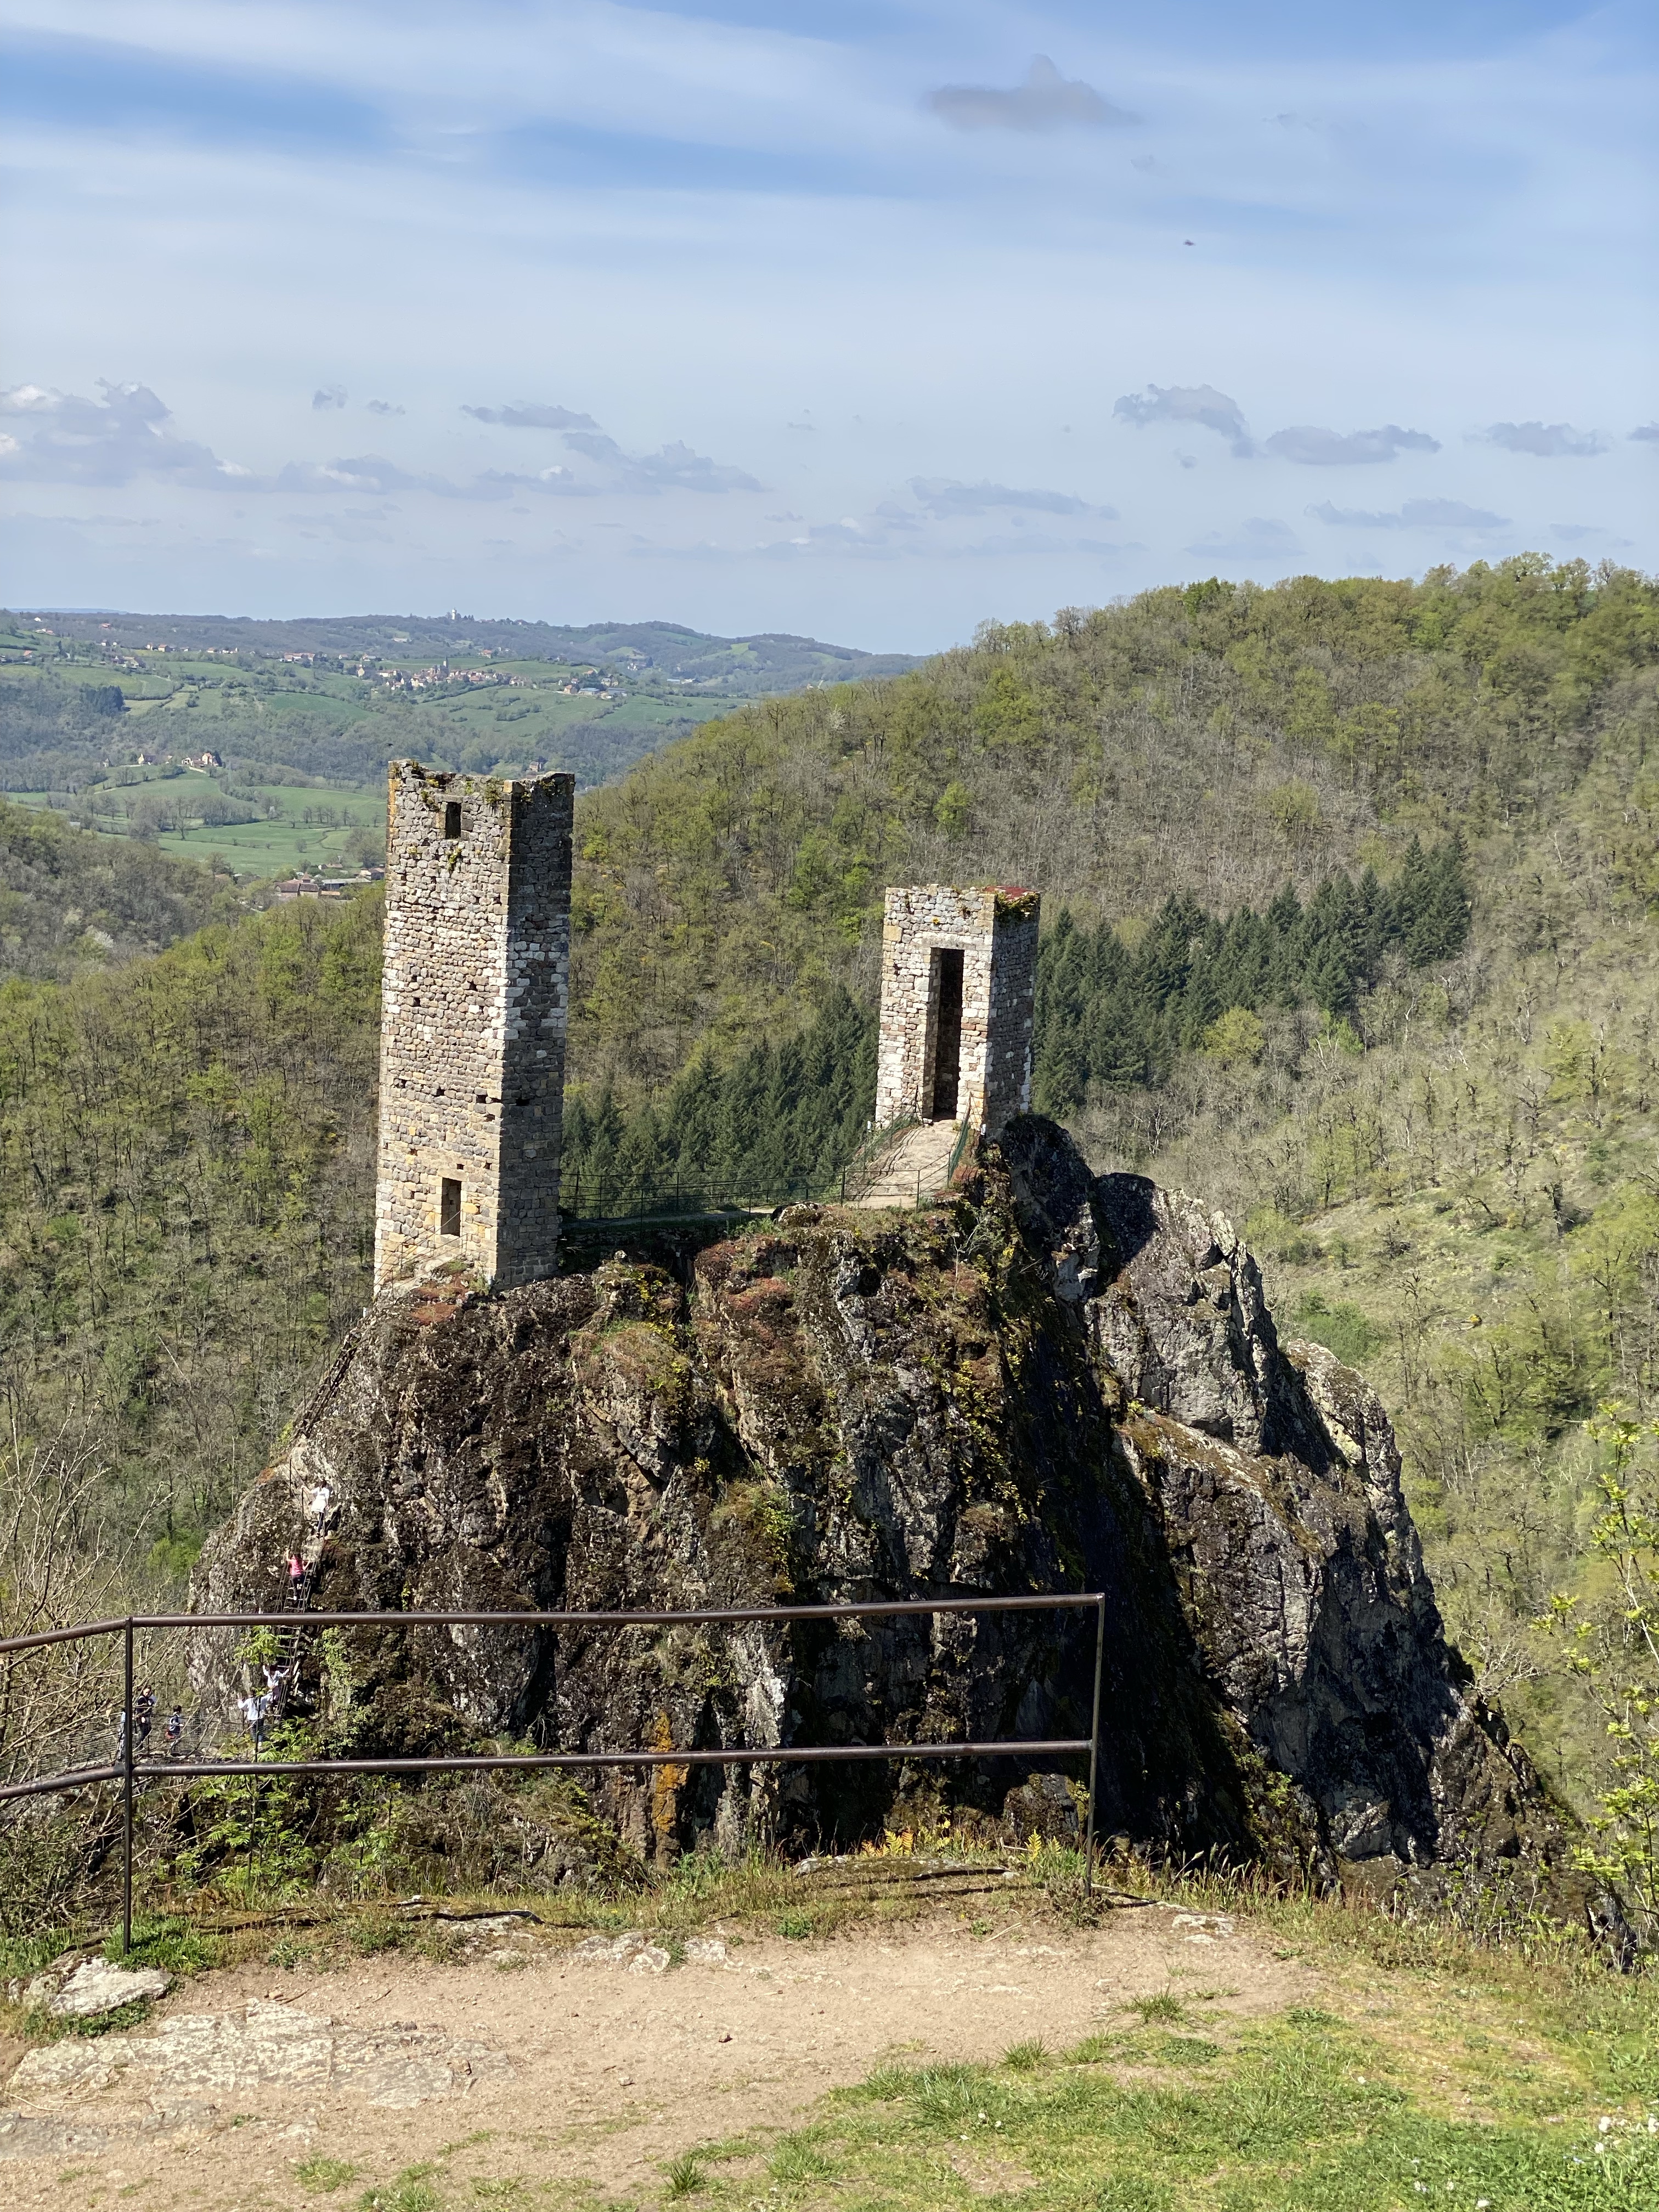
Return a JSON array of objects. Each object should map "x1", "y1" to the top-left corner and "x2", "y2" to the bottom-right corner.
[{"x1": 3, "y1": 556, "x2": 1658, "y2": 1859}]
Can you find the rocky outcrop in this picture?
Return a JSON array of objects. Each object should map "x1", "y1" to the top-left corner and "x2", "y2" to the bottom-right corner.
[{"x1": 194, "y1": 1118, "x2": 1579, "y2": 1900}]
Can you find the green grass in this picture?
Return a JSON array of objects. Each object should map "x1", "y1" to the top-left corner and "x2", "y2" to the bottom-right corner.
[
  {"x1": 1003, "y1": 2036, "x2": 1050, "y2": 2070},
  {"x1": 9, "y1": 777, "x2": 385, "y2": 881},
  {"x1": 659, "y1": 2009, "x2": 1658, "y2": 2211},
  {"x1": 359, "y1": 2165, "x2": 442, "y2": 2212},
  {"x1": 296, "y1": 2157, "x2": 360, "y2": 2192},
  {"x1": 101, "y1": 1912, "x2": 222, "y2": 1978}
]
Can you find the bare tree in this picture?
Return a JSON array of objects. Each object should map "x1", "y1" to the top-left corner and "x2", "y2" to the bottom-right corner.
[{"x1": 0, "y1": 1420, "x2": 139, "y2": 1787}]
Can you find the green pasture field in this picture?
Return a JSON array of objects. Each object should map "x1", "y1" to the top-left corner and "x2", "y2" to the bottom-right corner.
[
  {"x1": 9, "y1": 780, "x2": 386, "y2": 882},
  {"x1": 2, "y1": 640, "x2": 763, "y2": 882}
]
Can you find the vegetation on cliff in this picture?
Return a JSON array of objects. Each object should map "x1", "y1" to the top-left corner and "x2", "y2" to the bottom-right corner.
[{"x1": 4, "y1": 554, "x2": 1659, "y2": 1875}]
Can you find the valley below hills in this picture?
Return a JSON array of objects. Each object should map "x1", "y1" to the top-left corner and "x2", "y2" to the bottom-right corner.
[{"x1": 0, "y1": 607, "x2": 917, "y2": 887}]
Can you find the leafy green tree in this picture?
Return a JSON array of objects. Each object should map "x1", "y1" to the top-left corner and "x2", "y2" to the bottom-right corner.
[{"x1": 1539, "y1": 1407, "x2": 1659, "y2": 1931}]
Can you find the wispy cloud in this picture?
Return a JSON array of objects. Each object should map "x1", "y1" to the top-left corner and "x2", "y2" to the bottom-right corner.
[
  {"x1": 1480, "y1": 421, "x2": 1606, "y2": 458},
  {"x1": 1548, "y1": 522, "x2": 1635, "y2": 547},
  {"x1": 1308, "y1": 497, "x2": 1507, "y2": 528},
  {"x1": 926, "y1": 57, "x2": 1136, "y2": 135},
  {"x1": 562, "y1": 431, "x2": 761, "y2": 494},
  {"x1": 311, "y1": 385, "x2": 347, "y2": 410},
  {"x1": 364, "y1": 398, "x2": 404, "y2": 416},
  {"x1": 274, "y1": 454, "x2": 465, "y2": 497},
  {"x1": 1630, "y1": 424, "x2": 1659, "y2": 443},
  {"x1": 1115, "y1": 384, "x2": 1254, "y2": 458},
  {"x1": 906, "y1": 477, "x2": 1111, "y2": 519},
  {"x1": 1184, "y1": 517, "x2": 1300, "y2": 560},
  {"x1": 1265, "y1": 424, "x2": 1440, "y2": 465},
  {"x1": 463, "y1": 402, "x2": 600, "y2": 430}
]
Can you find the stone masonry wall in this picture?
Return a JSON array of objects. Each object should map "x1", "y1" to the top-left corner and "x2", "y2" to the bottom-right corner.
[
  {"x1": 984, "y1": 893, "x2": 1040, "y2": 1131},
  {"x1": 374, "y1": 764, "x2": 573, "y2": 1291},
  {"x1": 874, "y1": 884, "x2": 1039, "y2": 1135}
]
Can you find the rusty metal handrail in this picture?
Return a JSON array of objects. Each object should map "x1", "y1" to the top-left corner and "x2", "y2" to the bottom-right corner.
[{"x1": 1, "y1": 1594, "x2": 1108, "y2": 1948}]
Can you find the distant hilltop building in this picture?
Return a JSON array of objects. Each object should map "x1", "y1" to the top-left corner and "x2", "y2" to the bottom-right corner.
[
  {"x1": 374, "y1": 763, "x2": 574, "y2": 1292},
  {"x1": 875, "y1": 885, "x2": 1040, "y2": 1136}
]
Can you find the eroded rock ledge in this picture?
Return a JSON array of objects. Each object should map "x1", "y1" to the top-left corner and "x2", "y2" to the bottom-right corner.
[{"x1": 195, "y1": 1118, "x2": 1580, "y2": 1906}]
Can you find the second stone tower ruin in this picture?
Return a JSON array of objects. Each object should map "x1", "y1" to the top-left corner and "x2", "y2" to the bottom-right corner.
[
  {"x1": 374, "y1": 763, "x2": 574, "y2": 1292},
  {"x1": 874, "y1": 884, "x2": 1040, "y2": 1135}
]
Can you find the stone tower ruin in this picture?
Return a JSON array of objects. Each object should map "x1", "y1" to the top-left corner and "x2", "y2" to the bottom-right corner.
[
  {"x1": 874, "y1": 884, "x2": 1040, "y2": 1135},
  {"x1": 374, "y1": 763, "x2": 574, "y2": 1293}
]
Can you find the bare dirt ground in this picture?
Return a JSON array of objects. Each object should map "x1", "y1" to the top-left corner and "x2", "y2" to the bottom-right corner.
[{"x1": 0, "y1": 1896, "x2": 1317, "y2": 2208}]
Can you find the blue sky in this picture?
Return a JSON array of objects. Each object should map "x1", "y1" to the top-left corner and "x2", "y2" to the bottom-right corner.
[{"x1": 1, "y1": 1, "x2": 1653, "y2": 649}]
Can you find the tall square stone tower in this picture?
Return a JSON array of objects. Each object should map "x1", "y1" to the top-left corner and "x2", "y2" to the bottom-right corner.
[
  {"x1": 374, "y1": 763, "x2": 574, "y2": 1293},
  {"x1": 874, "y1": 884, "x2": 1040, "y2": 1135}
]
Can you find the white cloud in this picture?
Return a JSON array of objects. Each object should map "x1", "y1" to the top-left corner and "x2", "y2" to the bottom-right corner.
[
  {"x1": 907, "y1": 478, "x2": 1111, "y2": 519},
  {"x1": 1307, "y1": 497, "x2": 1507, "y2": 528},
  {"x1": 926, "y1": 57, "x2": 1137, "y2": 134},
  {"x1": 1265, "y1": 424, "x2": 1440, "y2": 465},
  {"x1": 0, "y1": 381, "x2": 247, "y2": 489},
  {"x1": 562, "y1": 431, "x2": 763, "y2": 494},
  {"x1": 1480, "y1": 421, "x2": 1606, "y2": 458},
  {"x1": 462, "y1": 402, "x2": 599, "y2": 430},
  {"x1": 1115, "y1": 385, "x2": 1254, "y2": 458}
]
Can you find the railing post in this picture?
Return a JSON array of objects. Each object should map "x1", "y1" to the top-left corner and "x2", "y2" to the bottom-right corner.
[
  {"x1": 1085, "y1": 1593, "x2": 1105, "y2": 1901},
  {"x1": 121, "y1": 1617, "x2": 134, "y2": 1954}
]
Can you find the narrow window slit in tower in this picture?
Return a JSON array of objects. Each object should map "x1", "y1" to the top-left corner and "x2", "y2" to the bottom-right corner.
[
  {"x1": 443, "y1": 800, "x2": 462, "y2": 839},
  {"x1": 440, "y1": 1178, "x2": 462, "y2": 1237}
]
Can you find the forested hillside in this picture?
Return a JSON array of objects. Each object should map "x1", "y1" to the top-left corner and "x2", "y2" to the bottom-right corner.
[
  {"x1": 5, "y1": 555, "x2": 1658, "y2": 1835},
  {"x1": 0, "y1": 796, "x2": 233, "y2": 980}
]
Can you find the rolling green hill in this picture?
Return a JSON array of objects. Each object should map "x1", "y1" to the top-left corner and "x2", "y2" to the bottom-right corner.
[{"x1": 0, "y1": 608, "x2": 919, "y2": 882}]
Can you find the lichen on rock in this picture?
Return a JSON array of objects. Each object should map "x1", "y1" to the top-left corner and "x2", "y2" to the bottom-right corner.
[{"x1": 194, "y1": 1116, "x2": 1592, "y2": 1915}]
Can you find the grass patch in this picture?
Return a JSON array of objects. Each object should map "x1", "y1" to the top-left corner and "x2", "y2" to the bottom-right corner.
[
  {"x1": 660, "y1": 2008, "x2": 1659, "y2": 2210},
  {"x1": 27, "y1": 1996, "x2": 156, "y2": 2040},
  {"x1": 1003, "y1": 2036, "x2": 1049, "y2": 2070},
  {"x1": 359, "y1": 2165, "x2": 442, "y2": 2212},
  {"x1": 296, "y1": 2157, "x2": 359, "y2": 2192},
  {"x1": 346, "y1": 1912, "x2": 407, "y2": 1956},
  {"x1": 767, "y1": 2138, "x2": 834, "y2": 2183},
  {"x1": 662, "y1": 2152, "x2": 708, "y2": 2197},
  {"x1": 104, "y1": 1914, "x2": 221, "y2": 1978},
  {"x1": 1128, "y1": 1991, "x2": 1186, "y2": 2024}
]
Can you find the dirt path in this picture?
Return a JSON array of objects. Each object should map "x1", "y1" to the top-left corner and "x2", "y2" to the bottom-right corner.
[{"x1": 0, "y1": 1902, "x2": 1316, "y2": 2207}]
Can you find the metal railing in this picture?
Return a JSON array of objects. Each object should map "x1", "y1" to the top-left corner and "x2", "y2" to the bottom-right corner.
[
  {"x1": 560, "y1": 1171, "x2": 823, "y2": 1228},
  {"x1": 0, "y1": 1593, "x2": 1108, "y2": 1950}
]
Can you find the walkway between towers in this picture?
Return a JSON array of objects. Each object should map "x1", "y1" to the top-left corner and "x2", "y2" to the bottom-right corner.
[{"x1": 850, "y1": 1119, "x2": 965, "y2": 1209}]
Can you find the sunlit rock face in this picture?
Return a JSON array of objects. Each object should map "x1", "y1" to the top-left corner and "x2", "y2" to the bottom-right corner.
[{"x1": 197, "y1": 1118, "x2": 1578, "y2": 1901}]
